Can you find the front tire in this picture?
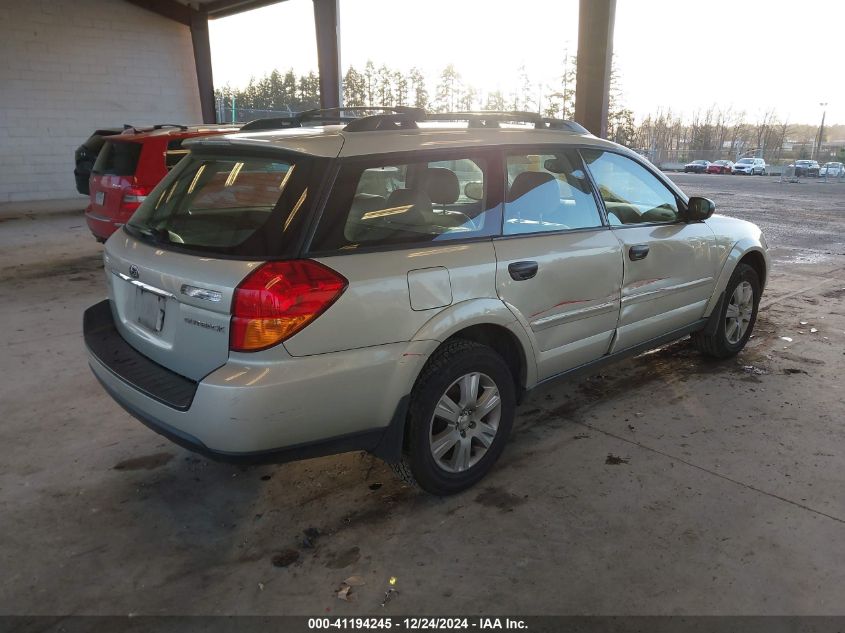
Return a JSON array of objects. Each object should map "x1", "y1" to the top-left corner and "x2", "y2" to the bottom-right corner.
[
  {"x1": 692, "y1": 263, "x2": 760, "y2": 359},
  {"x1": 394, "y1": 339, "x2": 515, "y2": 495}
]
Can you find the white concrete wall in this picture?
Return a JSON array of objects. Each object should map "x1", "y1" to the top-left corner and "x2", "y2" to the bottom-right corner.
[{"x1": 0, "y1": 0, "x2": 202, "y2": 204}]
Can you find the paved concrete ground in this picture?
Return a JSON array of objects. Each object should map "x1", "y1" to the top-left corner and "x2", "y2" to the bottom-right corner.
[{"x1": 0, "y1": 176, "x2": 843, "y2": 616}]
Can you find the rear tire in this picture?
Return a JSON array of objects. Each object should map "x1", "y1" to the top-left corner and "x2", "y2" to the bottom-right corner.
[
  {"x1": 393, "y1": 339, "x2": 515, "y2": 496},
  {"x1": 692, "y1": 263, "x2": 760, "y2": 359}
]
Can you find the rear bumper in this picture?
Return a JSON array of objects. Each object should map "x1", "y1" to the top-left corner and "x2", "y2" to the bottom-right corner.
[
  {"x1": 84, "y1": 300, "x2": 434, "y2": 463},
  {"x1": 85, "y1": 207, "x2": 121, "y2": 240}
]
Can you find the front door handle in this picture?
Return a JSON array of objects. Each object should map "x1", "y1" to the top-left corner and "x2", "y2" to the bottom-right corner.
[
  {"x1": 508, "y1": 261, "x2": 539, "y2": 281},
  {"x1": 628, "y1": 244, "x2": 650, "y2": 261}
]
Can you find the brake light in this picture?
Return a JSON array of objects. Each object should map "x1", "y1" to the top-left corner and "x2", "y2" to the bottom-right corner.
[
  {"x1": 230, "y1": 260, "x2": 347, "y2": 352},
  {"x1": 121, "y1": 186, "x2": 149, "y2": 212}
]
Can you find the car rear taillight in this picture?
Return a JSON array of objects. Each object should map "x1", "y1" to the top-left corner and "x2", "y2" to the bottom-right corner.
[
  {"x1": 120, "y1": 186, "x2": 149, "y2": 213},
  {"x1": 230, "y1": 260, "x2": 347, "y2": 352}
]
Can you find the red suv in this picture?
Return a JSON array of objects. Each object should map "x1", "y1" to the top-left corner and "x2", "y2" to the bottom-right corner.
[{"x1": 85, "y1": 124, "x2": 238, "y2": 242}]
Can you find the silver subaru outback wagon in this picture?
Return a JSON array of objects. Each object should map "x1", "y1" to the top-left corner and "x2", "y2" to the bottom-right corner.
[{"x1": 84, "y1": 108, "x2": 769, "y2": 495}]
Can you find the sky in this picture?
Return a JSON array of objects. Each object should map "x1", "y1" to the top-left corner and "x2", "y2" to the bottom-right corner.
[{"x1": 208, "y1": 0, "x2": 844, "y2": 126}]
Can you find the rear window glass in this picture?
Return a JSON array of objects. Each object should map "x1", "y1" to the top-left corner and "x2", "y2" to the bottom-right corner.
[
  {"x1": 126, "y1": 153, "x2": 319, "y2": 257},
  {"x1": 92, "y1": 140, "x2": 142, "y2": 176},
  {"x1": 310, "y1": 154, "x2": 500, "y2": 252}
]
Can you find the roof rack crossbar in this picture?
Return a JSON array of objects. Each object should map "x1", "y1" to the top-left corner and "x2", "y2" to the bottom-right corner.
[
  {"x1": 425, "y1": 111, "x2": 546, "y2": 129},
  {"x1": 343, "y1": 112, "x2": 421, "y2": 132}
]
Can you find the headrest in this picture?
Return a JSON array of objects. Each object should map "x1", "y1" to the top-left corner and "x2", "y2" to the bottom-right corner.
[
  {"x1": 422, "y1": 167, "x2": 460, "y2": 205},
  {"x1": 508, "y1": 171, "x2": 557, "y2": 202}
]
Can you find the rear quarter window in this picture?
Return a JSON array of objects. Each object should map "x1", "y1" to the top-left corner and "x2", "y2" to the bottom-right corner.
[
  {"x1": 165, "y1": 139, "x2": 188, "y2": 170},
  {"x1": 310, "y1": 154, "x2": 500, "y2": 252}
]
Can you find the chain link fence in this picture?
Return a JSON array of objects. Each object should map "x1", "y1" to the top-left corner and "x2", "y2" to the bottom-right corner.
[{"x1": 216, "y1": 106, "x2": 300, "y2": 124}]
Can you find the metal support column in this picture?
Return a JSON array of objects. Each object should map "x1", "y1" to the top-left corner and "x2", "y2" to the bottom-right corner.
[
  {"x1": 574, "y1": 0, "x2": 616, "y2": 138},
  {"x1": 190, "y1": 11, "x2": 216, "y2": 123},
  {"x1": 312, "y1": 0, "x2": 341, "y2": 109}
]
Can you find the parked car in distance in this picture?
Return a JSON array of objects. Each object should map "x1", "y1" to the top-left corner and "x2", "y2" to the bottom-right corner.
[
  {"x1": 684, "y1": 159, "x2": 711, "y2": 173},
  {"x1": 84, "y1": 124, "x2": 239, "y2": 242},
  {"x1": 819, "y1": 162, "x2": 844, "y2": 178},
  {"x1": 74, "y1": 127, "x2": 128, "y2": 195},
  {"x1": 793, "y1": 160, "x2": 820, "y2": 177},
  {"x1": 732, "y1": 157, "x2": 767, "y2": 175},
  {"x1": 84, "y1": 108, "x2": 769, "y2": 495},
  {"x1": 706, "y1": 159, "x2": 734, "y2": 175}
]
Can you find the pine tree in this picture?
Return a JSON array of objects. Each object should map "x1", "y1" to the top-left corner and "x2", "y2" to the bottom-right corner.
[
  {"x1": 457, "y1": 85, "x2": 477, "y2": 112},
  {"x1": 363, "y1": 60, "x2": 376, "y2": 107},
  {"x1": 343, "y1": 66, "x2": 366, "y2": 107},
  {"x1": 410, "y1": 67, "x2": 429, "y2": 110},
  {"x1": 434, "y1": 64, "x2": 461, "y2": 112},
  {"x1": 377, "y1": 64, "x2": 394, "y2": 106},
  {"x1": 282, "y1": 70, "x2": 297, "y2": 107},
  {"x1": 394, "y1": 71, "x2": 409, "y2": 107}
]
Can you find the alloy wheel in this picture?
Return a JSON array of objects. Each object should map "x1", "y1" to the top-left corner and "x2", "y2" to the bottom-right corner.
[
  {"x1": 725, "y1": 280, "x2": 754, "y2": 344},
  {"x1": 428, "y1": 372, "x2": 502, "y2": 473}
]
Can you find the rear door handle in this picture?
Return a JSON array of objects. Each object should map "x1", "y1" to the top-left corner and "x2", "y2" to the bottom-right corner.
[
  {"x1": 628, "y1": 244, "x2": 650, "y2": 261},
  {"x1": 508, "y1": 261, "x2": 539, "y2": 281}
]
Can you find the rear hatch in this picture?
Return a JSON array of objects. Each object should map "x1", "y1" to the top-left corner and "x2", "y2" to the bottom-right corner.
[
  {"x1": 89, "y1": 139, "x2": 143, "y2": 223},
  {"x1": 104, "y1": 147, "x2": 334, "y2": 381}
]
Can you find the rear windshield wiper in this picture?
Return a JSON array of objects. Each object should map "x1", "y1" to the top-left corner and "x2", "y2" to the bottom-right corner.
[{"x1": 126, "y1": 224, "x2": 172, "y2": 245}]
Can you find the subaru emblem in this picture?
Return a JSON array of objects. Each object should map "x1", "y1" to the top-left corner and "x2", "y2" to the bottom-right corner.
[{"x1": 129, "y1": 265, "x2": 140, "y2": 279}]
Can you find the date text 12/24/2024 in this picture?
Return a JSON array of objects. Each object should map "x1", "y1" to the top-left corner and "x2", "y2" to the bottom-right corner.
[{"x1": 308, "y1": 618, "x2": 528, "y2": 630}]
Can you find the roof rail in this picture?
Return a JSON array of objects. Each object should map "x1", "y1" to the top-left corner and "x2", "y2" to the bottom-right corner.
[
  {"x1": 425, "y1": 111, "x2": 589, "y2": 133},
  {"x1": 240, "y1": 107, "x2": 426, "y2": 132},
  {"x1": 540, "y1": 118, "x2": 589, "y2": 134},
  {"x1": 152, "y1": 123, "x2": 189, "y2": 130},
  {"x1": 239, "y1": 108, "x2": 591, "y2": 134},
  {"x1": 240, "y1": 116, "x2": 300, "y2": 132},
  {"x1": 425, "y1": 110, "x2": 542, "y2": 129},
  {"x1": 339, "y1": 110, "x2": 591, "y2": 134}
]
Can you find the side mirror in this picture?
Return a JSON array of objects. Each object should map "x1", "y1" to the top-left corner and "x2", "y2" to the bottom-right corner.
[
  {"x1": 686, "y1": 196, "x2": 715, "y2": 221},
  {"x1": 464, "y1": 181, "x2": 483, "y2": 201}
]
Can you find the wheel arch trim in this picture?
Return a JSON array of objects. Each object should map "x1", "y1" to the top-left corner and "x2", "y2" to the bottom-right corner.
[
  {"x1": 410, "y1": 298, "x2": 539, "y2": 388},
  {"x1": 704, "y1": 241, "x2": 769, "y2": 316}
]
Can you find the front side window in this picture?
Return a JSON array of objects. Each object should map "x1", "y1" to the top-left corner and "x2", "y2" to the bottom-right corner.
[
  {"x1": 581, "y1": 149, "x2": 680, "y2": 225},
  {"x1": 504, "y1": 150, "x2": 602, "y2": 234},
  {"x1": 126, "y1": 153, "x2": 317, "y2": 257},
  {"x1": 310, "y1": 154, "x2": 498, "y2": 251}
]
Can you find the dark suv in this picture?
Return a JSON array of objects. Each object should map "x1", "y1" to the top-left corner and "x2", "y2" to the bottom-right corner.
[
  {"x1": 74, "y1": 128, "x2": 128, "y2": 195},
  {"x1": 793, "y1": 160, "x2": 820, "y2": 177}
]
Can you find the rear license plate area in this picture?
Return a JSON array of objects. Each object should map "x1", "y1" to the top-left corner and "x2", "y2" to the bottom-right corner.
[
  {"x1": 95, "y1": 191, "x2": 105, "y2": 206},
  {"x1": 136, "y1": 287, "x2": 166, "y2": 333}
]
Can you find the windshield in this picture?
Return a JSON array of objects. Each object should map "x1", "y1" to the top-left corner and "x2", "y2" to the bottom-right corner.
[
  {"x1": 126, "y1": 152, "x2": 321, "y2": 257},
  {"x1": 737, "y1": 159, "x2": 753, "y2": 164}
]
